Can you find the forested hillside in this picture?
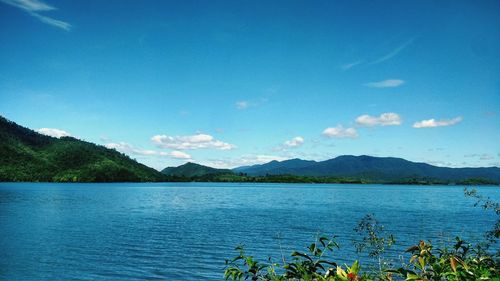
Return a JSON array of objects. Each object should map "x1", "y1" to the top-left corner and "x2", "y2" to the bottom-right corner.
[{"x1": 0, "y1": 116, "x2": 165, "y2": 182}]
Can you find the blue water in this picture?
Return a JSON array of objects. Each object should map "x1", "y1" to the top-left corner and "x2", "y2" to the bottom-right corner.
[{"x1": 0, "y1": 183, "x2": 498, "y2": 280}]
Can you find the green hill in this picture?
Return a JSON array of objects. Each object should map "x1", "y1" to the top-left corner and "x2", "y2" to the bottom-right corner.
[
  {"x1": 161, "y1": 162, "x2": 231, "y2": 177},
  {"x1": 0, "y1": 116, "x2": 165, "y2": 182}
]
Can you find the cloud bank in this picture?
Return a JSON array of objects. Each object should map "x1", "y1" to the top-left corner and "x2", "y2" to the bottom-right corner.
[
  {"x1": 105, "y1": 142, "x2": 192, "y2": 159},
  {"x1": 151, "y1": 133, "x2": 235, "y2": 150}
]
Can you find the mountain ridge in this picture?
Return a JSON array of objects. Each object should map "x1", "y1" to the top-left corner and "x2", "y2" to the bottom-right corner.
[
  {"x1": 0, "y1": 116, "x2": 165, "y2": 182},
  {"x1": 161, "y1": 162, "x2": 231, "y2": 177},
  {"x1": 231, "y1": 155, "x2": 500, "y2": 183}
]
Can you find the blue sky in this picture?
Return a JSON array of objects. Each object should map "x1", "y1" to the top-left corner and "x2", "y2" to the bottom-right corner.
[{"x1": 1, "y1": 0, "x2": 499, "y2": 170}]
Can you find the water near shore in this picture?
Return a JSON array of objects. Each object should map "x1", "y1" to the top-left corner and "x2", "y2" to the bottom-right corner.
[{"x1": 0, "y1": 183, "x2": 498, "y2": 280}]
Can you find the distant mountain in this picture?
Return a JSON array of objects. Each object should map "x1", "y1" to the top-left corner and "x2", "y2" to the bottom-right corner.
[
  {"x1": 234, "y1": 155, "x2": 500, "y2": 184},
  {"x1": 233, "y1": 158, "x2": 317, "y2": 175},
  {"x1": 0, "y1": 116, "x2": 165, "y2": 182},
  {"x1": 161, "y1": 162, "x2": 231, "y2": 177}
]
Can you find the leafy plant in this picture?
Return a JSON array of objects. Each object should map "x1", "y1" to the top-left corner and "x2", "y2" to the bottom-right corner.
[
  {"x1": 464, "y1": 188, "x2": 500, "y2": 253},
  {"x1": 387, "y1": 238, "x2": 499, "y2": 281},
  {"x1": 353, "y1": 214, "x2": 395, "y2": 272},
  {"x1": 224, "y1": 235, "x2": 372, "y2": 281}
]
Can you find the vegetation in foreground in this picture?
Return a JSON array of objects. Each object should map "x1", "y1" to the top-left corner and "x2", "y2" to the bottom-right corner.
[{"x1": 224, "y1": 188, "x2": 500, "y2": 280}]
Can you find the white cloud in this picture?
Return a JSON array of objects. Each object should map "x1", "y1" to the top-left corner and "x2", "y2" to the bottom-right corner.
[
  {"x1": 365, "y1": 79, "x2": 405, "y2": 88},
  {"x1": 30, "y1": 12, "x2": 71, "y2": 30},
  {"x1": 464, "y1": 153, "x2": 494, "y2": 160},
  {"x1": 355, "y1": 113, "x2": 402, "y2": 127},
  {"x1": 283, "y1": 136, "x2": 304, "y2": 148},
  {"x1": 322, "y1": 125, "x2": 358, "y2": 138},
  {"x1": 105, "y1": 142, "x2": 161, "y2": 156},
  {"x1": 369, "y1": 38, "x2": 415, "y2": 65},
  {"x1": 1, "y1": 0, "x2": 53, "y2": 11},
  {"x1": 236, "y1": 101, "x2": 249, "y2": 109},
  {"x1": 235, "y1": 96, "x2": 271, "y2": 110},
  {"x1": 413, "y1": 117, "x2": 462, "y2": 128},
  {"x1": 105, "y1": 142, "x2": 193, "y2": 160},
  {"x1": 1, "y1": 0, "x2": 71, "y2": 31},
  {"x1": 168, "y1": 150, "x2": 191, "y2": 159},
  {"x1": 37, "y1": 128, "x2": 71, "y2": 138},
  {"x1": 151, "y1": 133, "x2": 235, "y2": 150},
  {"x1": 204, "y1": 154, "x2": 288, "y2": 169},
  {"x1": 341, "y1": 60, "x2": 362, "y2": 70}
]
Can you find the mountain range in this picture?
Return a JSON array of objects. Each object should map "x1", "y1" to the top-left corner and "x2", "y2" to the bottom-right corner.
[
  {"x1": 232, "y1": 156, "x2": 500, "y2": 183},
  {"x1": 1, "y1": 115, "x2": 499, "y2": 184}
]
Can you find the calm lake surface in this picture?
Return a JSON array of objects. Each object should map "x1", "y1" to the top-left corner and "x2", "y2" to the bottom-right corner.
[{"x1": 0, "y1": 183, "x2": 498, "y2": 280}]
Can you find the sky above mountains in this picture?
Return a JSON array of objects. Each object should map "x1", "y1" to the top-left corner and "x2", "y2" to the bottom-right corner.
[{"x1": 1, "y1": 0, "x2": 499, "y2": 170}]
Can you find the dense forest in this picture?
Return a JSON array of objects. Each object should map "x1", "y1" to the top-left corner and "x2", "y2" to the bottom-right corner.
[{"x1": 0, "y1": 116, "x2": 165, "y2": 182}]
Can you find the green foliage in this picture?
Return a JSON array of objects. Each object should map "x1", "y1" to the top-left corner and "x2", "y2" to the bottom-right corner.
[
  {"x1": 0, "y1": 116, "x2": 165, "y2": 182},
  {"x1": 163, "y1": 172, "x2": 369, "y2": 184},
  {"x1": 224, "y1": 236, "x2": 372, "y2": 281},
  {"x1": 464, "y1": 188, "x2": 500, "y2": 253},
  {"x1": 224, "y1": 189, "x2": 500, "y2": 280},
  {"x1": 353, "y1": 214, "x2": 395, "y2": 273},
  {"x1": 387, "y1": 239, "x2": 499, "y2": 281},
  {"x1": 224, "y1": 236, "x2": 499, "y2": 281}
]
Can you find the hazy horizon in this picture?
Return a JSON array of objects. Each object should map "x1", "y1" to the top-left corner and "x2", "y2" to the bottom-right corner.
[{"x1": 1, "y1": 0, "x2": 499, "y2": 170}]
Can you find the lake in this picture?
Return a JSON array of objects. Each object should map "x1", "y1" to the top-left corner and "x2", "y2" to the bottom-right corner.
[{"x1": 0, "y1": 183, "x2": 498, "y2": 280}]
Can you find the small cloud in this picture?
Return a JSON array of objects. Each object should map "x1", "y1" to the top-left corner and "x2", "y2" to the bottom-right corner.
[
  {"x1": 179, "y1": 110, "x2": 190, "y2": 116},
  {"x1": 151, "y1": 133, "x2": 235, "y2": 150},
  {"x1": 1, "y1": 0, "x2": 72, "y2": 31},
  {"x1": 30, "y1": 12, "x2": 71, "y2": 31},
  {"x1": 1, "y1": 0, "x2": 53, "y2": 11},
  {"x1": 427, "y1": 160, "x2": 454, "y2": 167},
  {"x1": 203, "y1": 154, "x2": 288, "y2": 169},
  {"x1": 236, "y1": 101, "x2": 249, "y2": 109},
  {"x1": 105, "y1": 142, "x2": 192, "y2": 160},
  {"x1": 322, "y1": 125, "x2": 358, "y2": 139},
  {"x1": 283, "y1": 136, "x2": 304, "y2": 148},
  {"x1": 413, "y1": 117, "x2": 462, "y2": 128},
  {"x1": 168, "y1": 150, "x2": 191, "y2": 159},
  {"x1": 235, "y1": 97, "x2": 269, "y2": 110},
  {"x1": 369, "y1": 38, "x2": 415, "y2": 65},
  {"x1": 37, "y1": 128, "x2": 71, "y2": 138},
  {"x1": 355, "y1": 113, "x2": 402, "y2": 127},
  {"x1": 341, "y1": 60, "x2": 362, "y2": 70},
  {"x1": 464, "y1": 153, "x2": 494, "y2": 160},
  {"x1": 483, "y1": 111, "x2": 496, "y2": 118},
  {"x1": 105, "y1": 142, "x2": 160, "y2": 156},
  {"x1": 365, "y1": 79, "x2": 405, "y2": 88}
]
